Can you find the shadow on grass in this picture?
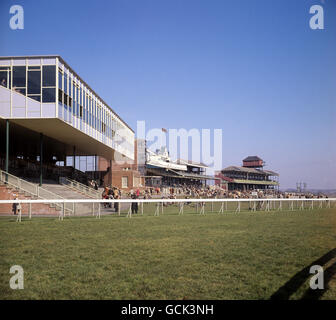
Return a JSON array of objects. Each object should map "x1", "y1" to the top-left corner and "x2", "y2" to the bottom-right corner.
[{"x1": 270, "y1": 248, "x2": 336, "y2": 300}]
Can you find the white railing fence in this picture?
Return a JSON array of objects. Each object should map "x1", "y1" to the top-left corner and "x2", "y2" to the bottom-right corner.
[{"x1": 0, "y1": 197, "x2": 335, "y2": 222}]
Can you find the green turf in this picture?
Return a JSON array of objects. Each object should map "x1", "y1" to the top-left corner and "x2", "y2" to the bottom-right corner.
[{"x1": 0, "y1": 206, "x2": 335, "y2": 300}]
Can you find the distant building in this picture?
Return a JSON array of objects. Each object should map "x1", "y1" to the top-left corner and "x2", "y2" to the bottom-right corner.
[
  {"x1": 215, "y1": 156, "x2": 279, "y2": 191},
  {"x1": 143, "y1": 146, "x2": 215, "y2": 187}
]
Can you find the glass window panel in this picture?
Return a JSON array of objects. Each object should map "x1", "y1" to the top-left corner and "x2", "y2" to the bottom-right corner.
[
  {"x1": 0, "y1": 71, "x2": 8, "y2": 88},
  {"x1": 64, "y1": 73, "x2": 68, "y2": 94},
  {"x1": 42, "y1": 88, "x2": 56, "y2": 103},
  {"x1": 13, "y1": 66, "x2": 26, "y2": 88},
  {"x1": 28, "y1": 66, "x2": 40, "y2": 70},
  {"x1": 28, "y1": 70, "x2": 41, "y2": 94},
  {"x1": 14, "y1": 88, "x2": 26, "y2": 95},
  {"x1": 28, "y1": 95, "x2": 41, "y2": 102},
  {"x1": 58, "y1": 71, "x2": 63, "y2": 89},
  {"x1": 43, "y1": 66, "x2": 56, "y2": 87},
  {"x1": 58, "y1": 89, "x2": 63, "y2": 103}
]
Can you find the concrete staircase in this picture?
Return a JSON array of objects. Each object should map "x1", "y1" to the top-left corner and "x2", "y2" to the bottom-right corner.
[
  {"x1": 0, "y1": 184, "x2": 59, "y2": 215},
  {"x1": 42, "y1": 183, "x2": 95, "y2": 215},
  {"x1": 0, "y1": 169, "x2": 128, "y2": 216}
]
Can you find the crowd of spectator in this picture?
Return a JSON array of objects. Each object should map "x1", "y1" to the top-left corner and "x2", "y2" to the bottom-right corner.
[{"x1": 93, "y1": 181, "x2": 328, "y2": 212}]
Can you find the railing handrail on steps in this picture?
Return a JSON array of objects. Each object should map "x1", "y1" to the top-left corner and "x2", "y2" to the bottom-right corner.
[
  {"x1": 59, "y1": 177, "x2": 101, "y2": 198},
  {"x1": 0, "y1": 169, "x2": 74, "y2": 214}
]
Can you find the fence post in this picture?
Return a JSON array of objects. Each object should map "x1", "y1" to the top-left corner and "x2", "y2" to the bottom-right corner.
[
  {"x1": 154, "y1": 202, "x2": 160, "y2": 216},
  {"x1": 16, "y1": 206, "x2": 22, "y2": 222},
  {"x1": 199, "y1": 202, "x2": 205, "y2": 215},
  {"x1": 92, "y1": 203, "x2": 95, "y2": 216},
  {"x1": 141, "y1": 202, "x2": 144, "y2": 215},
  {"x1": 98, "y1": 203, "x2": 101, "y2": 219},
  {"x1": 59, "y1": 202, "x2": 65, "y2": 221},
  {"x1": 218, "y1": 202, "x2": 224, "y2": 214},
  {"x1": 179, "y1": 202, "x2": 184, "y2": 215},
  {"x1": 118, "y1": 201, "x2": 121, "y2": 216},
  {"x1": 29, "y1": 202, "x2": 32, "y2": 219},
  {"x1": 161, "y1": 201, "x2": 163, "y2": 215},
  {"x1": 127, "y1": 203, "x2": 132, "y2": 218},
  {"x1": 235, "y1": 201, "x2": 240, "y2": 213}
]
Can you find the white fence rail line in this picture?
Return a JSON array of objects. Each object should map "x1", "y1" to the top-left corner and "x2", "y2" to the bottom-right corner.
[
  {"x1": 1, "y1": 198, "x2": 335, "y2": 204},
  {"x1": 0, "y1": 198, "x2": 335, "y2": 222}
]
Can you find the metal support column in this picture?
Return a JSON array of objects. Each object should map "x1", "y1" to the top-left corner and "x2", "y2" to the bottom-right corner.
[
  {"x1": 5, "y1": 120, "x2": 9, "y2": 183},
  {"x1": 39, "y1": 133, "x2": 43, "y2": 187},
  {"x1": 109, "y1": 159, "x2": 112, "y2": 186},
  {"x1": 73, "y1": 146, "x2": 76, "y2": 170}
]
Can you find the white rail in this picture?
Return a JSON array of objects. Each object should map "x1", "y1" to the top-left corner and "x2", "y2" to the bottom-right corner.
[{"x1": 0, "y1": 197, "x2": 335, "y2": 222}]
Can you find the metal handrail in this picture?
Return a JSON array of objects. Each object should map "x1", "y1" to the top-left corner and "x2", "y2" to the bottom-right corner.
[
  {"x1": 0, "y1": 169, "x2": 74, "y2": 214},
  {"x1": 59, "y1": 177, "x2": 101, "y2": 198}
]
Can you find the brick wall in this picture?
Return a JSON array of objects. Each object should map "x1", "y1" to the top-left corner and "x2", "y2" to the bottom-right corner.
[{"x1": 0, "y1": 185, "x2": 59, "y2": 215}]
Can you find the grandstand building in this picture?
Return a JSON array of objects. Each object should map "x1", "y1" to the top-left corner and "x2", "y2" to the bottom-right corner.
[
  {"x1": 0, "y1": 55, "x2": 134, "y2": 185},
  {"x1": 215, "y1": 156, "x2": 279, "y2": 191},
  {"x1": 143, "y1": 146, "x2": 215, "y2": 187}
]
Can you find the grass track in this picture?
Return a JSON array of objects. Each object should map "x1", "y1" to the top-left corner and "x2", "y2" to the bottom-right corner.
[{"x1": 0, "y1": 207, "x2": 335, "y2": 299}]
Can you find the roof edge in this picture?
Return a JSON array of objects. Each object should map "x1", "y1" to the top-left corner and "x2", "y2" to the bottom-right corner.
[{"x1": 0, "y1": 55, "x2": 134, "y2": 133}]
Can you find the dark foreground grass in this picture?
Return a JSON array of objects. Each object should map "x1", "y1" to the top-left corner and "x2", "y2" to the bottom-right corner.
[{"x1": 0, "y1": 207, "x2": 335, "y2": 300}]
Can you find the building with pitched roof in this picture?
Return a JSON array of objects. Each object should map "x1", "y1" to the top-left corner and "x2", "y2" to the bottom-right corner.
[{"x1": 215, "y1": 156, "x2": 279, "y2": 191}]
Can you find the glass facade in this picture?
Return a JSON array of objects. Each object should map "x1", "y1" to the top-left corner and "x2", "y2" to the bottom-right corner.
[{"x1": 0, "y1": 56, "x2": 134, "y2": 160}]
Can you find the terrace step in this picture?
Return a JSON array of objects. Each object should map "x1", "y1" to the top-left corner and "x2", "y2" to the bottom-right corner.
[{"x1": 42, "y1": 183, "x2": 96, "y2": 214}]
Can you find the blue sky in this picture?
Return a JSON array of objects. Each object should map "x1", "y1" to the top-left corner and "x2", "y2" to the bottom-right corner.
[{"x1": 0, "y1": 0, "x2": 335, "y2": 189}]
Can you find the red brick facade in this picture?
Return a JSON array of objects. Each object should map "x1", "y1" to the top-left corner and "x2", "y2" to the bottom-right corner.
[
  {"x1": 0, "y1": 185, "x2": 59, "y2": 215},
  {"x1": 99, "y1": 139, "x2": 145, "y2": 190}
]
